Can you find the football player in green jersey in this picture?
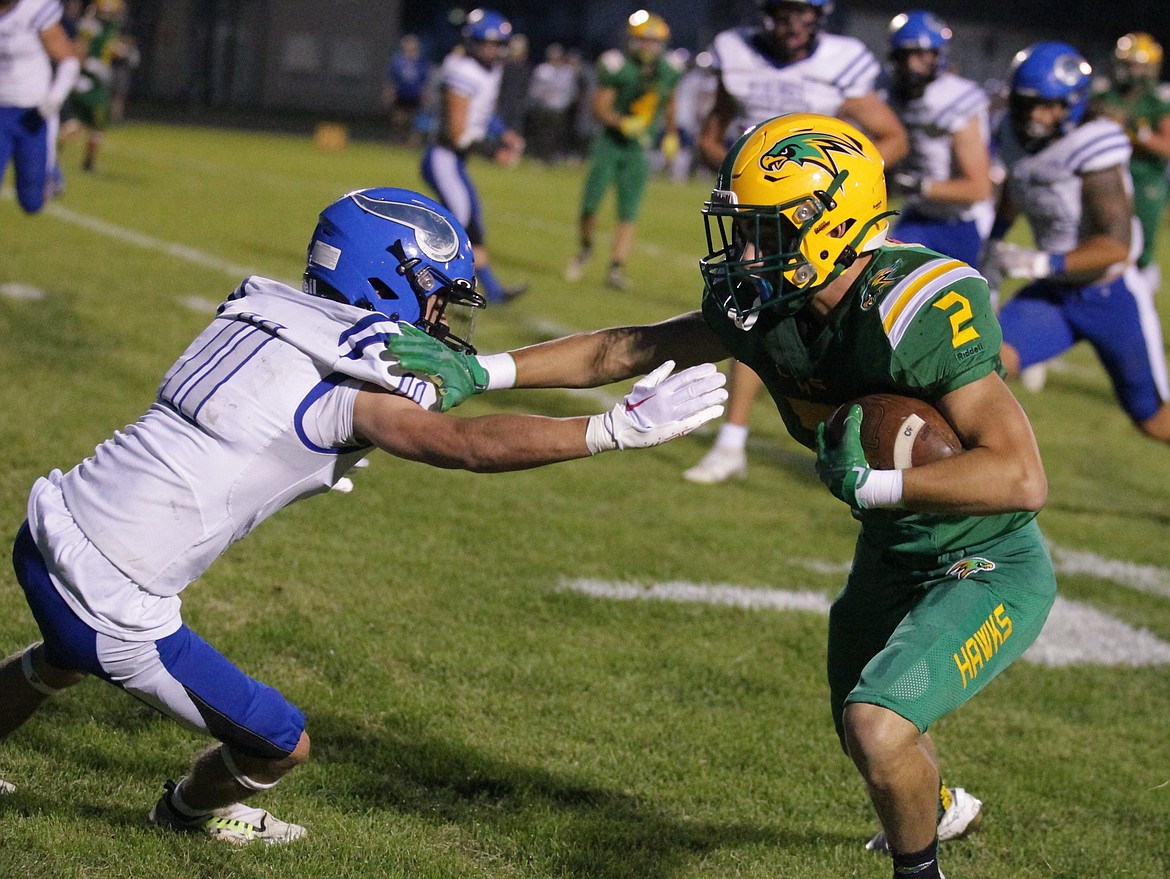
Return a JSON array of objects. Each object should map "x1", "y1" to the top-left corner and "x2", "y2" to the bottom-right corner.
[
  {"x1": 390, "y1": 112, "x2": 1056, "y2": 879},
  {"x1": 1090, "y1": 32, "x2": 1170, "y2": 293},
  {"x1": 563, "y1": 10, "x2": 683, "y2": 290},
  {"x1": 62, "y1": 0, "x2": 133, "y2": 173}
]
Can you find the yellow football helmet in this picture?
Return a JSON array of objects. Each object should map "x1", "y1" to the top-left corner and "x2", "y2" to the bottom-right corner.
[
  {"x1": 627, "y1": 10, "x2": 669, "y2": 63},
  {"x1": 700, "y1": 113, "x2": 891, "y2": 326},
  {"x1": 95, "y1": 0, "x2": 124, "y2": 18},
  {"x1": 1114, "y1": 32, "x2": 1163, "y2": 83},
  {"x1": 627, "y1": 10, "x2": 670, "y2": 42}
]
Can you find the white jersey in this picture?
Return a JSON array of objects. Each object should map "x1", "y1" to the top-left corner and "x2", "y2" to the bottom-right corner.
[
  {"x1": 710, "y1": 28, "x2": 880, "y2": 138},
  {"x1": 889, "y1": 72, "x2": 991, "y2": 224},
  {"x1": 439, "y1": 51, "x2": 502, "y2": 149},
  {"x1": 29, "y1": 278, "x2": 440, "y2": 638},
  {"x1": 998, "y1": 117, "x2": 1139, "y2": 260},
  {"x1": 0, "y1": 0, "x2": 61, "y2": 107}
]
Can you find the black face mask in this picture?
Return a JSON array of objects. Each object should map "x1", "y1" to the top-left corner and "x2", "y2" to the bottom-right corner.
[
  {"x1": 1009, "y1": 95, "x2": 1065, "y2": 154},
  {"x1": 890, "y1": 51, "x2": 938, "y2": 102}
]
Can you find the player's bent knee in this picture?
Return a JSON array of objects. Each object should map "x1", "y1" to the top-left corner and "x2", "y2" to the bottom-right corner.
[
  {"x1": 842, "y1": 702, "x2": 920, "y2": 771},
  {"x1": 1137, "y1": 405, "x2": 1170, "y2": 443},
  {"x1": 23, "y1": 643, "x2": 86, "y2": 694},
  {"x1": 222, "y1": 731, "x2": 310, "y2": 790}
]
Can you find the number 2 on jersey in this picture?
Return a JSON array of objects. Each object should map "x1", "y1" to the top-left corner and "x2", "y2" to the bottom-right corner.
[{"x1": 933, "y1": 292, "x2": 980, "y2": 348}]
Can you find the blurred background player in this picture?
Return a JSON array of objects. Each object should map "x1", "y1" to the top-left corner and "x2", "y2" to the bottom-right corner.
[
  {"x1": 420, "y1": 7, "x2": 527, "y2": 304},
  {"x1": 382, "y1": 33, "x2": 431, "y2": 147},
  {"x1": 0, "y1": 0, "x2": 79, "y2": 214},
  {"x1": 525, "y1": 42, "x2": 579, "y2": 165},
  {"x1": 682, "y1": 0, "x2": 908, "y2": 483},
  {"x1": 1090, "y1": 32, "x2": 1170, "y2": 296},
  {"x1": 884, "y1": 10, "x2": 994, "y2": 268},
  {"x1": 986, "y1": 41, "x2": 1170, "y2": 443},
  {"x1": 61, "y1": 0, "x2": 131, "y2": 173},
  {"x1": 661, "y1": 49, "x2": 718, "y2": 183},
  {"x1": 563, "y1": 10, "x2": 683, "y2": 291}
]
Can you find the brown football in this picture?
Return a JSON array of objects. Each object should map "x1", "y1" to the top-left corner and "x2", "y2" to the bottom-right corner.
[{"x1": 824, "y1": 393, "x2": 963, "y2": 470}]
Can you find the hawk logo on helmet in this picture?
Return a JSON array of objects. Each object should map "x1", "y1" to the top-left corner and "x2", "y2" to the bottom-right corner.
[{"x1": 759, "y1": 131, "x2": 867, "y2": 181}]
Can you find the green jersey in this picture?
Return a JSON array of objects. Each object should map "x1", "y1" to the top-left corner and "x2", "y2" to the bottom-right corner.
[
  {"x1": 595, "y1": 48, "x2": 682, "y2": 144},
  {"x1": 1093, "y1": 81, "x2": 1170, "y2": 180},
  {"x1": 702, "y1": 242, "x2": 1035, "y2": 557}
]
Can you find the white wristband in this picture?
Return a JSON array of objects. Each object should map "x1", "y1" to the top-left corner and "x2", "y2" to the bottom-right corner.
[
  {"x1": 855, "y1": 469, "x2": 904, "y2": 509},
  {"x1": 584, "y1": 412, "x2": 616, "y2": 455},
  {"x1": 478, "y1": 353, "x2": 516, "y2": 390}
]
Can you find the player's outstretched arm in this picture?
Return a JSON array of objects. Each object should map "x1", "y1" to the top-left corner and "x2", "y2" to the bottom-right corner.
[
  {"x1": 388, "y1": 313, "x2": 730, "y2": 410},
  {"x1": 352, "y1": 361, "x2": 726, "y2": 472}
]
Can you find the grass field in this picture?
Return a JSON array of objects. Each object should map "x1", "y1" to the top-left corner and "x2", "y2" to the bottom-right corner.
[{"x1": 2, "y1": 122, "x2": 1170, "y2": 878}]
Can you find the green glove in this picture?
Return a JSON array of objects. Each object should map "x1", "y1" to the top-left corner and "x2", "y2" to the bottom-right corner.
[
  {"x1": 388, "y1": 324, "x2": 488, "y2": 412},
  {"x1": 814, "y1": 405, "x2": 874, "y2": 509}
]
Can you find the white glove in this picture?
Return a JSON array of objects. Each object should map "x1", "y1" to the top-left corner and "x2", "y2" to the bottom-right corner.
[
  {"x1": 990, "y1": 241, "x2": 1054, "y2": 281},
  {"x1": 39, "y1": 56, "x2": 80, "y2": 120},
  {"x1": 585, "y1": 361, "x2": 728, "y2": 454},
  {"x1": 37, "y1": 96, "x2": 63, "y2": 121}
]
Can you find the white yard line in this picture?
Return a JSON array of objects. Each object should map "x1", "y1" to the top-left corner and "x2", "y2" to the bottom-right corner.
[{"x1": 560, "y1": 542, "x2": 1170, "y2": 668}]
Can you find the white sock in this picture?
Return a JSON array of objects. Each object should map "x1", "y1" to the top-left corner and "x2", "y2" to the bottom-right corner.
[{"x1": 715, "y1": 423, "x2": 749, "y2": 451}]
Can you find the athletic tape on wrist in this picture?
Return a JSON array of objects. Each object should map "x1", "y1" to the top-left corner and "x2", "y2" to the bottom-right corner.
[
  {"x1": 855, "y1": 469, "x2": 905, "y2": 509},
  {"x1": 478, "y1": 353, "x2": 516, "y2": 390}
]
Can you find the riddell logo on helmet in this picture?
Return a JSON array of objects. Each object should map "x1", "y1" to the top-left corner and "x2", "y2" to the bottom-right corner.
[{"x1": 759, "y1": 131, "x2": 866, "y2": 180}]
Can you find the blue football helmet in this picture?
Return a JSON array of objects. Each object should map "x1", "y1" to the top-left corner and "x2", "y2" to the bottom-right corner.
[
  {"x1": 304, "y1": 188, "x2": 485, "y2": 353},
  {"x1": 1009, "y1": 42, "x2": 1092, "y2": 152},
  {"x1": 889, "y1": 11, "x2": 951, "y2": 54},
  {"x1": 462, "y1": 8, "x2": 512, "y2": 43},
  {"x1": 888, "y1": 11, "x2": 952, "y2": 98}
]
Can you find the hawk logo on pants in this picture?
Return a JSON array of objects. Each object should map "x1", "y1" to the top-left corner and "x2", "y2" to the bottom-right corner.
[{"x1": 947, "y1": 557, "x2": 996, "y2": 580}]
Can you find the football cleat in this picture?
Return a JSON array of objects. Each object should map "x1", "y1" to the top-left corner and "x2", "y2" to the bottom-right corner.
[
  {"x1": 865, "y1": 786, "x2": 983, "y2": 854},
  {"x1": 0, "y1": 779, "x2": 15, "y2": 795},
  {"x1": 563, "y1": 248, "x2": 592, "y2": 282},
  {"x1": 148, "y1": 780, "x2": 306, "y2": 845},
  {"x1": 605, "y1": 265, "x2": 628, "y2": 291},
  {"x1": 682, "y1": 444, "x2": 747, "y2": 484}
]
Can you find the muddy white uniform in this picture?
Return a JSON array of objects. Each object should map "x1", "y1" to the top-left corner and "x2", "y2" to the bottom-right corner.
[
  {"x1": 995, "y1": 117, "x2": 1170, "y2": 420},
  {"x1": 888, "y1": 72, "x2": 992, "y2": 265},
  {"x1": 710, "y1": 27, "x2": 880, "y2": 140},
  {"x1": 15, "y1": 277, "x2": 438, "y2": 758}
]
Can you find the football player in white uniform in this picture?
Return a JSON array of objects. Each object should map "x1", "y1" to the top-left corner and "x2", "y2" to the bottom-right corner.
[
  {"x1": 0, "y1": 0, "x2": 78, "y2": 213},
  {"x1": 420, "y1": 8, "x2": 527, "y2": 303},
  {"x1": 0, "y1": 189, "x2": 726, "y2": 832},
  {"x1": 684, "y1": 0, "x2": 908, "y2": 485},
  {"x1": 987, "y1": 42, "x2": 1170, "y2": 443},
  {"x1": 884, "y1": 10, "x2": 993, "y2": 268}
]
